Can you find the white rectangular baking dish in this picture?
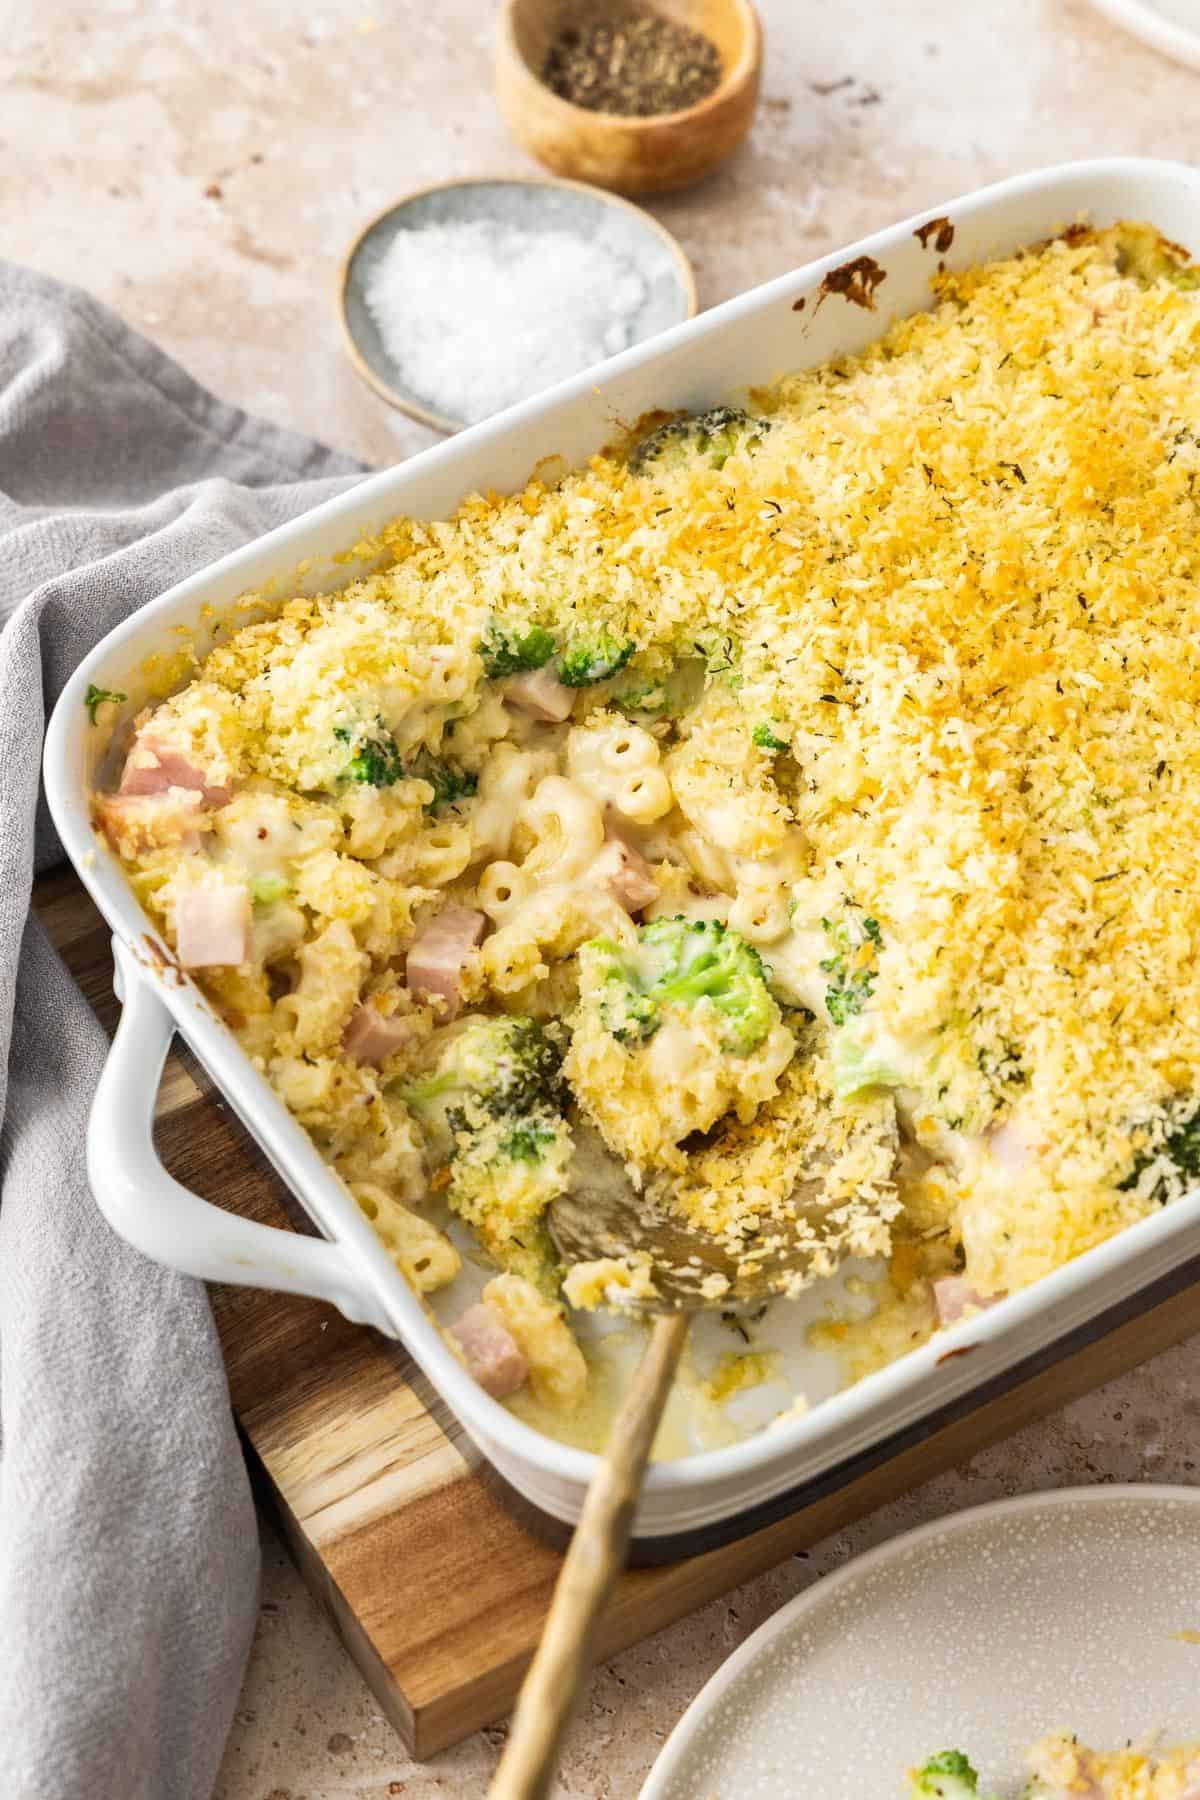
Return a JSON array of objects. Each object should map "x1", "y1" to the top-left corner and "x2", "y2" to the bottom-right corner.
[{"x1": 43, "y1": 157, "x2": 1200, "y2": 1555}]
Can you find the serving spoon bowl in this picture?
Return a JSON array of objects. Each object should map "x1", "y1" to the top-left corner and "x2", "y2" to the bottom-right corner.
[{"x1": 550, "y1": 1118, "x2": 828, "y2": 1312}]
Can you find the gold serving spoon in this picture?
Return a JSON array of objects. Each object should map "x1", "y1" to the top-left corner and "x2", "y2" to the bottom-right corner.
[{"x1": 489, "y1": 1121, "x2": 840, "y2": 1800}]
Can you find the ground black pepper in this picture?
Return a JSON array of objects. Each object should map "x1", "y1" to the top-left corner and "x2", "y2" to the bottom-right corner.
[{"x1": 542, "y1": 7, "x2": 722, "y2": 117}]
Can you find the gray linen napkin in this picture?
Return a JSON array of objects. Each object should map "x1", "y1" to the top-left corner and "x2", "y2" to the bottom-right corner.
[{"x1": 0, "y1": 260, "x2": 366, "y2": 1800}]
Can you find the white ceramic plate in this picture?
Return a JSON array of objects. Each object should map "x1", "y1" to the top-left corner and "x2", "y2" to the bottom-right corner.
[
  {"x1": 1087, "y1": 0, "x2": 1200, "y2": 69},
  {"x1": 641, "y1": 1486, "x2": 1200, "y2": 1798}
]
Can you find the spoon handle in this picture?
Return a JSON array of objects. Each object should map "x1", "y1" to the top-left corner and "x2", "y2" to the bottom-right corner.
[{"x1": 489, "y1": 1310, "x2": 690, "y2": 1800}]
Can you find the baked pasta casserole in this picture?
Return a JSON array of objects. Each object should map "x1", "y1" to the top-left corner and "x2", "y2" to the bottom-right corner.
[
  {"x1": 908, "y1": 1736, "x2": 1200, "y2": 1799},
  {"x1": 90, "y1": 221, "x2": 1200, "y2": 1429}
]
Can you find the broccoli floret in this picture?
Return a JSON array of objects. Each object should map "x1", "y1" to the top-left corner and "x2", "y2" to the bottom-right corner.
[
  {"x1": 1160, "y1": 1107, "x2": 1200, "y2": 1180},
  {"x1": 597, "y1": 976, "x2": 659, "y2": 1047},
  {"x1": 753, "y1": 721, "x2": 790, "y2": 752},
  {"x1": 334, "y1": 721, "x2": 404, "y2": 786},
  {"x1": 1120, "y1": 1096, "x2": 1200, "y2": 1201},
  {"x1": 612, "y1": 681, "x2": 670, "y2": 715},
  {"x1": 334, "y1": 731, "x2": 476, "y2": 808},
  {"x1": 401, "y1": 1018, "x2": 565, "y2": 1137},
  {"x1": 480, "y1": 618, "x2": 635, "y2": 688},
  {"x1": 819, "y1": 911, "x2": 883, "y2": 1026},
  {"x1": 830, "y1": 1019, "x2": 907, "y2": 1099},
  {"x1": 557, "y1": 630, "x2": 635, "y2": 688},
  {"x1": 402, "y1": 1016, "x2": 565, "y2": 1131},
  {"x1": 499, "y1": 1122, "x2": 559, "y2": 1161},
  {"x1": 424, "y1": 764, "x2": 478, "y2": 811},
  {"x1": 1115, "y1": 221, "x2": 1200, "y2": 291},
  {"x1": 588, "y1": 917, "x2": 777, "y2": 1055},
  {"x1": 401, "y1": 1014, "x2": 570, "y2": 1292},
  {"x1": 630, "y1": 405, "x2": 769, "y2": 473},
  {"x1": 84, "y1": 683, "x2": 126, "y2": 724},
  {"x1": 908, "y1": 1749, "x2": 988, "y2": 1798},
  {"x1": 572, "y1": 922, "x2": 794, "y2": 1164},
  {"x1": 405, "y1": 753, "x2": 478, "y2": 813},
  {"x1": 437, "y1": 1106, "x2": 568, "y2": 1295},
  {"x1": 479, "y1": 620, "x2": 556, "y2": 678},
  {"x1": 820, "y1": 911, "x2": 901, "y2": 1096},
  {"x1": 613, "y1": 656, "x2": 707, "y2": 719},
  {"x1": 250, "y1": 874, "x2": 290, "y2": 905},
  {"x1": 692, "y1": 631, "x2": 742, "y2": 686}
]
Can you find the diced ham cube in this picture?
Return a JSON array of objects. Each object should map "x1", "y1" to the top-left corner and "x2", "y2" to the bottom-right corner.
[
  {"x1": 932, "y1": 1275, "x2": 1002, "y2": 1328},
  {"x1": 589, "y1": 834, "x2": 659, "y2": 914},
  {"x1": 504, "y1": 666, "x2": 575, "y2": 723},
  {"x1": 120, "y1": 731, "x2": 232, "y2": 808},
  {"x1": 343, "y1": 1003, "x2": 420, "y2": 1065},
  {"x1": 175, "y1": 886, "x2": 251, "y2": 968},
  {"x1": 987, "y1": 1122, "x2": 1032, "y2": 1175},
  {"x1": 449, "y1": 1303, "x2": 528, "y2": 1399},
  {"x1": 406, "y1": 905, "x2": 485, "y2": 1017}
]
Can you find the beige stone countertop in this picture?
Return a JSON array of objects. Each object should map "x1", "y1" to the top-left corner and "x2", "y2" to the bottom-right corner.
[{"x1": 5, "y1": 0, "x2": 1199, "y2": 1794}]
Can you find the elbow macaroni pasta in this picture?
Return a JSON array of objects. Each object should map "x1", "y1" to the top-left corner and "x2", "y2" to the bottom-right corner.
[
  {"x1": 566, "y1": 715, "x2": 673, "y2": 824},
  {"x1": 519, "y1": 775, "x2": 605, "y2": 883}
]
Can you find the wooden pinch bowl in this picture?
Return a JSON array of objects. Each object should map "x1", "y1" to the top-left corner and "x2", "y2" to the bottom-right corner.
[{"x1": 496, "y1": 0, "x2": 763, "y2": 197}]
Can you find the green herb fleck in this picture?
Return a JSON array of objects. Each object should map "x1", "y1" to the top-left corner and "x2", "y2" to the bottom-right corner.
[{"x1": 85, "y1": 683, "x2": 126, "y2": 724}]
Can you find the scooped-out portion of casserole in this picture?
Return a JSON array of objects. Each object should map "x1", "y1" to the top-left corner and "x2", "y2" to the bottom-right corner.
[
  {"x1": 90, "y1": 220, "x2": 1200, "y2": 1434},
  {"x1": 907, "y1": 1736, "x2": 1200, "y2": 1798},
  {"x1": 1023, "y1": 1735, "x2": 1200, "y2": 1799}
]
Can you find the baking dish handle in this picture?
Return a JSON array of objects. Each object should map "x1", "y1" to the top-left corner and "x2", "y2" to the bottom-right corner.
[{"x1": 87, "y1": 938, "x2": 391, "y2": 1329}]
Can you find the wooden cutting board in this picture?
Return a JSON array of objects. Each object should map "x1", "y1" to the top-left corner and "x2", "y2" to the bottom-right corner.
[{"x1": 33, "y1": 863, "x2": 1200, "y2": 1758}]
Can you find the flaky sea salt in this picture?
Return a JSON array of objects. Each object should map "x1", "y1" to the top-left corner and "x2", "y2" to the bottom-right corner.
[{"x1": 363, "y1": 218, "x2": 651, "y2": 426}]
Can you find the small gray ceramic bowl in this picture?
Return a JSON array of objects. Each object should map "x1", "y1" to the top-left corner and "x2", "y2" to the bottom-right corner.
[{"x1": 338, "y1": 175, "x2": 697, "y2": 434}]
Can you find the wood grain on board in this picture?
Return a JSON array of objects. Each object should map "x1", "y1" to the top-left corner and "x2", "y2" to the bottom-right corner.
[{"x1": 34, "y1": 863, "x2": 1200, "y2": 1757}]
